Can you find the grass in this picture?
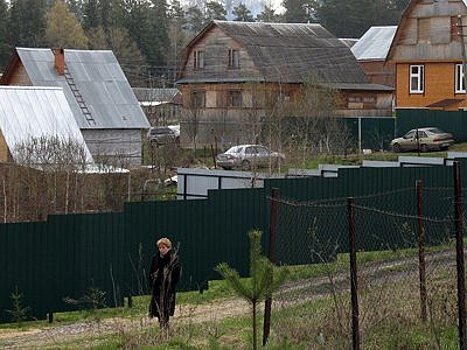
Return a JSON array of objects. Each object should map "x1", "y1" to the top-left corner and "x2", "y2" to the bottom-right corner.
[{"x1": 0, "y1": 243, "x2": 461, "y2": 349}]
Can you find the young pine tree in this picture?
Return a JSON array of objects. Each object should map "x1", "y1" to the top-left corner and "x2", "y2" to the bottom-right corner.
[{"x1": 215, "y1": 230, "x2": 288, "y2": 350}]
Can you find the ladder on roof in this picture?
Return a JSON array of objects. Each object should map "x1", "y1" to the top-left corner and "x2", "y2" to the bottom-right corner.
[{"x1": 63, "y1": 65, "x2": 96, "y2": 126}]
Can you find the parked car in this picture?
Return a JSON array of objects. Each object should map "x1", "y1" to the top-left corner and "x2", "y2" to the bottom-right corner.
[
  {"x1": 390, "y1": 127, "x2": 454, "y2": 153},
  {"x1": 216, "y1": 144, "x2": 285, "y2": 170},
  {"x1": 147, "y1": 126, "x2": 179, "y2": 146}
]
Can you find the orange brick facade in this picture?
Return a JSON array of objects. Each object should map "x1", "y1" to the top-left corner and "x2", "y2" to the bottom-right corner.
[{"x1": 396, "y1": 62, "x2": 467, "y2": 110}]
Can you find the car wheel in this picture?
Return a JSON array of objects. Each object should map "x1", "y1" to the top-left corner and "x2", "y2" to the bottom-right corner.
[
  {"x1": 222, "y1": 166, "x2": 232, "y2": 170},
  {"x1": 392, "y1": 143, "x2": 401, "y2": 153},
  {"x1": 420, "y1": 144, "x2": 428, "y2": 152},
  {"x1": 242, "y1": 160, "x2": 251, "y2": 170}
]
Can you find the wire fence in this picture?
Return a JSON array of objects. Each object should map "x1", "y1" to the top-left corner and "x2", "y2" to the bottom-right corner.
[{"x1": 266, "y1": 177, "x2": 464, "y2": 349}]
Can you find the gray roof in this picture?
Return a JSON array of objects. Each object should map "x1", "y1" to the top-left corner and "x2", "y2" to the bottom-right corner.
[
  {"x1": 351, "y1": 26, "x2": 397, "y2": 61},
  {"x1": 132, "y1": 88, "x2": 180, "y2": 103},
  {"x1": 0, "y1": 86, "x2": 93, "y2": 163},
  {"x1": 183, "y1": 21, "x2": 370, "y2": 84},
  {"x1": 16, "y1": 48, "x2": 149, "y2": 129}
]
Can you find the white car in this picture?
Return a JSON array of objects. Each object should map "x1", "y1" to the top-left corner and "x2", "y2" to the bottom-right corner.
[
  {"x1": 390, "y1": 127, "x2": 454, "y2": 152},
  {"x1": 216, "y1": 144, "x2": 285, "y2": 170}
]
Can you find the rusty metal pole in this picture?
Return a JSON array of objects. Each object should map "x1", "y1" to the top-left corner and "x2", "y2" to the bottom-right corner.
[
  {"x1": 416, "y1": 180, "x2": 427, "y2": 322},
  {"x1": 454, "y1": 161, "x2": 467, "y2": 350},
  {"x1": 348, "y1": 197, "x2": 360, "y2": 350},
  {"x1": 263, "y1": 188, "x2": 279, "y2": 346}
]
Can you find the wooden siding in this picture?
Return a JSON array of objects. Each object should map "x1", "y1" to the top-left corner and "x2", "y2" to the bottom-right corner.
[
  {"x1": 360, "y1": 61, "x2": 395, "y2": 87},
  {"x1": 7, "y1": 62, "x2": 32, "y2": 85},
  {"x1": 180, "y1": 26, "x2": 263, "y2": 82},
  {"x1": 0, "y1": 130, "x2": 10, "y2": 162},
  {"x1": 396, "y1": 62, "x2": 467, "y2": 109}
]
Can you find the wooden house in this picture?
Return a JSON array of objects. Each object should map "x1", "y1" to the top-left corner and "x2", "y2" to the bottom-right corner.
[
  {"x1": 1, "y1": 48, "x2": 150, "y2": 167},
  {"x1": 352, "y1": 26, "x2": 397, "y2": 87},
  {"x1": 176, "y1": 21, "x2": 394, "y2": 148},
  {"x1": 387, "y1": 0, "x2": 467, "y2": 110}
]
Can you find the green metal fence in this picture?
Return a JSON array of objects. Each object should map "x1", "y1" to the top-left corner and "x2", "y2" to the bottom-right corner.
[
  {"x1": 396, "y1": 109, "x2": 467, "y2": 141},
  {"x1": 0, "y1": 160, "x2": 464, "y2": 323}
]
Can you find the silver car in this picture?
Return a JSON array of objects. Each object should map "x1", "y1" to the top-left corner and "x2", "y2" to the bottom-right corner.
[
  {"x1": 147, "y1": 126, "x2": 179, "y2": 146},
  {"x1": 216, "y1": 144, "x2": 285, "y2": 170},
  {"x1": 390, "y1": 127, "x2": 454, "y2": 152}
]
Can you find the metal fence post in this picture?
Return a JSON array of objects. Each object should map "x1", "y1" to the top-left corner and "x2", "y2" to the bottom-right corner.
[
  {"x1": 454, "y1": 161, "x2": 466, "y2": 349},
  {"x1": 348, "y1": 197, "x2": 360, "y2": 350},
  {"x1": 416, "y1": 179, "x2": 427, "y2": 322},
  {"x1": 263, "y1": 188, "x2": 279, "y2": 346}
]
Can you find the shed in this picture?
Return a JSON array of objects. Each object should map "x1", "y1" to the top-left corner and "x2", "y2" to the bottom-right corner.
[
  {"x1": 1, "y1": 48, "x2": 150, "y2": 167},
  {"x1": 0, "y1": 85, "x2": 93, "y2": 164}
]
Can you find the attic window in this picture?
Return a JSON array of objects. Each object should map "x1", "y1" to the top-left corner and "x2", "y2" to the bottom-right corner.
[
  {"x1": 194, "y1": 50, "x2": 204, "y2": 70},
  {"x1": 228, "y1": 49, "x2": 240, "y2": 69}
]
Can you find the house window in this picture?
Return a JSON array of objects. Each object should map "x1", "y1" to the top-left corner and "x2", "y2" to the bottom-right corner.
[
  {"x1": 456, "y1": 64, "x2": 465, "y2": 93},
  {"x1": 194, "y1": 50, "x2": 204, "y2": 70},
  {"x1": 228, "y1": 90, "x2": 242, "y2": 107},
  {"x1": 228, "y1": 49, "x2": 240, "y2": 69},
  {"x1": 410, "y1": 65, "x2": 424, "y2": 93},
  {"x1": 191, "y1": 90, "x2": 206, "y2": 108}
]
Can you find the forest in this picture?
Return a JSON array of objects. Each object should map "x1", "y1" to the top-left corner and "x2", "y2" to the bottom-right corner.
[{"x1": 0, "y1": 0, "x2": 410, "y2": 88}]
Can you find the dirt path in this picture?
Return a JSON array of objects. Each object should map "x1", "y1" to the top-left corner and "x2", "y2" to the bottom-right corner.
[
  {"x1": 0, "y1": 297, "x2": 252, "y2": 349},
  {"x1": 0, "y1": 249, "x2": 456, "y2": 349}
]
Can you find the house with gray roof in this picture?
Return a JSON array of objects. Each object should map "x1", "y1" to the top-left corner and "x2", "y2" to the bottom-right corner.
[
  {"x1": 132, "y1": 87, "x2": 181, "y2": 126},
  {"x1": 0, "y1": 85, "x2": 93, "y2": 164},
  {"x1": 176, "y1": 21, "x2": 394, "y2": 148},
  {"x1": 351, "y1": 26, "x2": 397, "y2": 87},
  {"x1": 1, "y1": 48, "x2": 150, "y2": 167}
]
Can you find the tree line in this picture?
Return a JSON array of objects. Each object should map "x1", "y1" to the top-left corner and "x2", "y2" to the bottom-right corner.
[{"x1": 0, "y1": 0, "x2": 409, "y2": 87}]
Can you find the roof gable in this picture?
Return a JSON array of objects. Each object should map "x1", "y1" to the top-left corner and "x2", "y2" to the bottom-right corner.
[
  {"x1": 387, "y1": 0, "x2": 467, "y2": 62},
  {"x1": 179, "y1": 21, "x2": 370, "y2": 84},
  {"x1": 13, "y1": 48, "x2": 149, "y2": 130},
  {"x1": 0, "y1": 86, "x2": 93, "y2": 163},
  {"x1": 352, "y1": 26, "x2": 397, "y2": 61}
]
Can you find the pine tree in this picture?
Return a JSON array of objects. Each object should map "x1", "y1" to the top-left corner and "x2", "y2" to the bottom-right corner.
[
  {"x1": 0, "y1": 0, "x2": 10, "y2": 71},
  {"x1": 185, "y1": 6, "x2": 205, "y2": 33},
  {"x1": 283, "y1": 0, "x2": 309, "y2": 23},
  {"x1": 8, "y1": 0, "x2": 49, "y2": 47},
  {"x1": 149, "y1": 0, "x2": 170, "y2": 66},
  {"x1": 232, "y1": 2, "x2": 254, "y2": 22},
  {"x1": 45, "y1": 0, "x2": 88, "y2": 49},
  {"x1": 82, "y1": 0, "x2": 100, "y2": 30},
  {"x1": 256, "y1": 4, "x2": 281, "y2": 22},
  {"x1": 206, "y1": 1, "x2": 226, "y2": 21},
  {"x1": 216, "y1": 230, "x2": 288, "y2": 350}
]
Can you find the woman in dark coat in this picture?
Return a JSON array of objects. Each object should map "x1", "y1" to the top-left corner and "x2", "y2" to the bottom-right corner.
[{"x1": 149, "y1": 237, "x2": 181, "y2": 329}]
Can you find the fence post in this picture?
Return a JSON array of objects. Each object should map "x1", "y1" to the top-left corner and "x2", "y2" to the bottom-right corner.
[
  {"x1": 454, "y1": 161, "x2": 466, "y2": 349},
  {"x1": 263, "y1": 188, "x2": 279, "y2": 346},
  {"x1": 348, "y1": 197, "x2": 360, "y2": 350},
  {"x1": 416, "y1": 179, "x2": 427, "y2": 322}
]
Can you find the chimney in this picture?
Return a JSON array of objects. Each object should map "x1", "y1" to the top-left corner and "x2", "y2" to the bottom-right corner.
[{"x1": 53, "y1": 48, "x2": 64, "y2": 76}]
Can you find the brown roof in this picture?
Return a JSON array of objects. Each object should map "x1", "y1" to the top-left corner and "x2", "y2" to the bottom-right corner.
[{"x1": 179, "y1": 21, "x2": 370, "y2": 85}]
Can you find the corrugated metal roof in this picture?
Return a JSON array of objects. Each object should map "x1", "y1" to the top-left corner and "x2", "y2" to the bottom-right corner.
[
  {"x1": 16, "y1": 48, "x2": 150, "y2": 130},
  {"x1": 351, "y1": 26, "x2": 397, "y2": 61},
  {"x1": 180, "y1": 21, "x2": 370, "y2": 84},
  {"x1": 0, "y1": 86, "x2": 93, "y2": 163},
  {"x1": 132, "y1": 88, "x2": 180, "y2": 103}
]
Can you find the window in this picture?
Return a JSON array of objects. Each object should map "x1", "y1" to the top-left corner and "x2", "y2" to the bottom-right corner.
[
  {"x1": 228, "y1": 90, "x2": 242, "y2": 107},
  {"x1": 228, "y1": 49, "x2": 240, "y2": 69},
  {"x1": 191, "y1": 90, "x2": 206, "y2": 108},
  {"x1": 410, "y1": 65, "x2": 424, "y2": 93},
  {"x1": 456, "y1": 64, "x2": 465, "y2": 93},
  {"x1": 194, "y1": 50, "x2": 204, "y2": 70}
]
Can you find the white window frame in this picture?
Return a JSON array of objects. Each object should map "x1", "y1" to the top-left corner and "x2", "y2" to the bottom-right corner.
[
  {"x1": 456, "y1": 63, "x2": 465, "y2": 93},
  {"x1": 194, "y1": 50, "x2": 204, "y2": 70},
  {"x1": 410, "y1": 64, "x2": 424, "y2": 93}
]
